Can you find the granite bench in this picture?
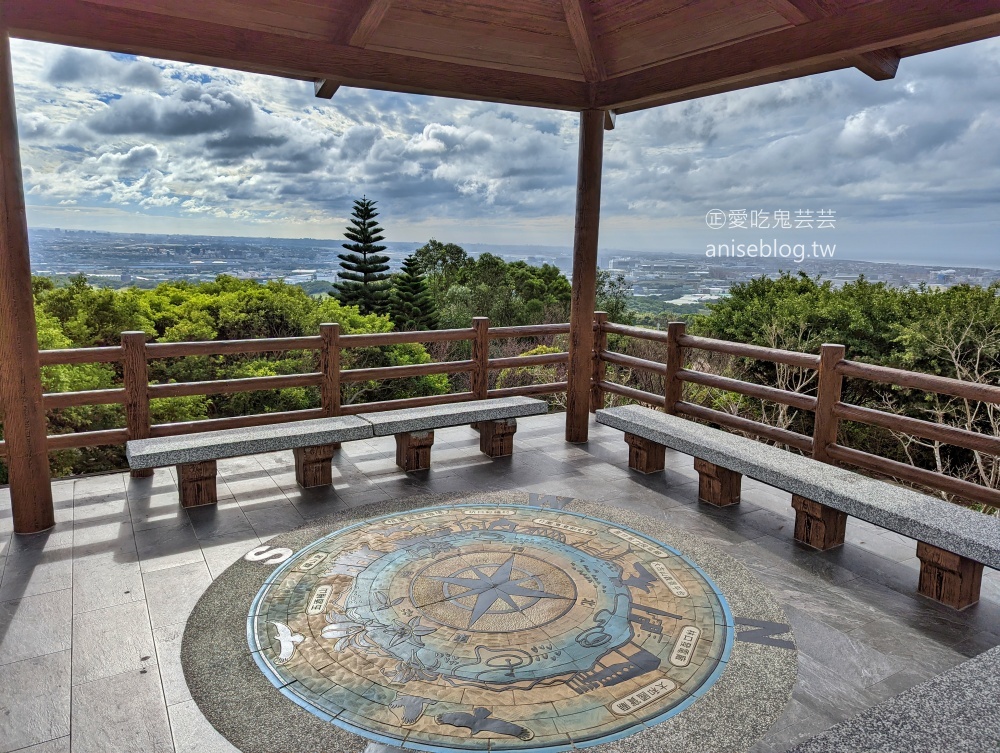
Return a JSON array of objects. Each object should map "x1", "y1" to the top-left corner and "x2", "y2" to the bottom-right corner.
[
  {"x1": 596, "y1": 404, "x2": 1000, "y2": 610},
  {"x1": 126, "y1": 396, "x2": 548, "y2": 507}
]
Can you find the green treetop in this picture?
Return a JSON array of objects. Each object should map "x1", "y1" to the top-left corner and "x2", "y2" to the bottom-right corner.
[
  {"x1": 390, "y1": 253, "x2": 439, "y2": 331},
  {"x1": 333, "y1": 197, "x2": 392, "y2": 315}
]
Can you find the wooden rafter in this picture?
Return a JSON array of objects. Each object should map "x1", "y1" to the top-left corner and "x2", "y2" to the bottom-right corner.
[
  {"x1": 766, "y1": 0, "x2": 901, "y2": 81},
  {"x1": 561, "y1": 0, "x2": 605, "y2": 83},
  {"x1": 314, "y1": 79, "x2": 340, "y2": 99},
  {"x1": 342, "y1": 0, "x2": 394, "y2": 48},
  {"x1": 2, "y1": 0, "x2": 588, "y2": 110},
  {"x1": 603, "y1": 0, "x2": 1000, "y2": 112}
]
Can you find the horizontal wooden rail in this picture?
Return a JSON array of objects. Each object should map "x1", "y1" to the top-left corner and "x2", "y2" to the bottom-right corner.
[
  {"x1": 38, "y1": 346, "x2": 122, "y2": 366},
  {"x1": 826, "y1": 444, "x2": 1000, "y2": 509},
  {"x1": 43, "y1": 388, "x2": 127, "y2": 410},
  {"x1": 150, "y1": 408, "x2": 326, "y2": 438},
  {"x1": 146, "y1": 336, "x2": 321, "y2": 358},
  {"x1": 678, "y1": 369, "x2": 818, "y2": 412},
  {"x1": 339, "y1": 391, "x2": 474, "y2": 415},
  {"x1": 600, "y1": 349, "x2": 668, "y2": 376},
  {"x1": 488, "y1": 382, "x2": 568, "y2": 398},
  {"x1": 602, "y1": 321, "x2": 672, "y2": 344},
  {"x1": 837, "y1": 360, "x2": 1000, "y2": 404},
  {"x1": 489, "y1": 353, "x2": 569, "y2": 369},
  {"x1": 341, "y1": 360, "x2": 474, "y2": 383},
  {"x1": 488, "y1": 324, "x2": 571, "y2": 338},
  {"x1": 598, "y1": 380, "x2": 666, "y2": 408},
  {"x1": 47, "y1": 428, "x2": 129, "y2": 450},
  {"x1": 341, "y1": 328, "x2": 474, "y2": 347},
  {"x1": 678, "y1": 334, "x2": 821, "y2": 369},
  {"x1": 675, "y1": 400, "x2": 815, "y2": 453},
  {"x1": 148, "y1": 373, "x2": 322, "y2": 399},
  {"x1": 834, "y1": 402, "x2": 1000, "y2": 457}
]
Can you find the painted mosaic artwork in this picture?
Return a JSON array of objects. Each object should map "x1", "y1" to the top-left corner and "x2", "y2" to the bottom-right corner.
[{"x1": 248, "y1": 504, "x2": 734, "y2": 751}]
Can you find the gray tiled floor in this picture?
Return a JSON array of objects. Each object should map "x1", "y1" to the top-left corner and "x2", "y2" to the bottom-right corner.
[{"x1": 1, "y1": 412, "x2": 998, "y2": 753}]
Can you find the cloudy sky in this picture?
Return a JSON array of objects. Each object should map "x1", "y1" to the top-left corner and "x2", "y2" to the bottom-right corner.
[{"x1": 10, "y1": 35, "x2": 1000, "y2": 266}]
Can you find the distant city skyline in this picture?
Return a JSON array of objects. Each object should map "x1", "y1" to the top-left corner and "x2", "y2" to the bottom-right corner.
[{"x1": 10, "y1": 36, "x2": 1000, "y2": 267}]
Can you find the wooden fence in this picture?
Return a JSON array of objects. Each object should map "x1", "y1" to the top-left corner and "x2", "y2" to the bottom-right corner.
[
  {"x1": 3, "y1": 315, "x2": 1000, "y2": 509},
  {"x1": 593, "y1": 318, "x2": 1000, "y2": 509}
]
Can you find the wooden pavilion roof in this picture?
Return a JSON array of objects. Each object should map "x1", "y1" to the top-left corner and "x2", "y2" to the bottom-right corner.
[{"x1": 3, "y1": 1, "x2": 1000, "y2": 115}]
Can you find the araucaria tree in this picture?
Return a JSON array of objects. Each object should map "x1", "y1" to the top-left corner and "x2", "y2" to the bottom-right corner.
[
  {"x1": 333, "y1": 197, "x2": 391, "y2": 314},
  {"x1": 390, "y1": 253, "x2": 438, "y2": 331}
]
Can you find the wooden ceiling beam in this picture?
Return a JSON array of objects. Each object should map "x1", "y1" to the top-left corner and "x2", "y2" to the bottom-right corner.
[
  {"x1": 767, "y1": 0, "x2": 902, "y2": 80},
  {"x1": 561, "y1": 0, "x2": 605, "y2": 83},
  {"x1": 314, "y1": 78, "x2": 340, "y2": 99},
  {"x1": 600, "y1": 0, "x2": 1000, "y2": 111},
  {"x1": 342, "y1": 0, "x2": 394, "y2": 48},
  {"x1": 852, "y1": 48, "x2": 900, "y2": 81},
  {"x1": 2, "y1": 0, "x2": 589, "y2": 110}
]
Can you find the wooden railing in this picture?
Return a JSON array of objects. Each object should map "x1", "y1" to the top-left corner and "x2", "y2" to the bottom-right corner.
[
  {"x1": 593, "y1": 318, "x2": 1000, "y2": 509},
  {"x1": 0, "y1": 318, "x2": 569, "y2": 473},
  {"x1": 4, "y1": 314, "x2": 1000, "y2": 509}
]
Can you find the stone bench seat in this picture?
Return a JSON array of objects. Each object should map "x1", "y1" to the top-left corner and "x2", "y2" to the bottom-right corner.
[
  {"x1": 126, "y1": 397, "x2": 547, "y2": 507},
  {"x1": 363, "y1": 397, "x2": 548, "y2": 472},
  {"x1": 596, "y1": 404, "x2": 1000, "y2": 610}
]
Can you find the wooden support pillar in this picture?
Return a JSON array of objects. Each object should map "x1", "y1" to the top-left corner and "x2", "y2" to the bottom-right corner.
[
  {"x1": 293, "y1": 444, "x2": 336, "y2": 488},
  {"x1": 479, "y1": 418, "x2": 517, "y2": 458},
  {"x1": 812, "y1": 343, "x2": 845, "y2": 464},
  {"x1": 591, "y1": 311, "x2": 607, "y2": 413},
  {"x1": 624, "y1": 432, "x2": 665, "y2": 474},
  {"x1": 122, "y1": 331, "x2": 153, "y2": 478},
  {"x1": 177, "y1": 460, "x2": 218, "y2": 508},
  {"x1": 0, "y1": 30, "x2": 53, "y2": 533},
  {"x1": 395, "y1": 431, "x2": 434, "y2": 472},
  {"x1": 916, "y1": 541, "x2": 983, "y2": 610},
  {"x1": 791, "y1": 494, "x2": 847, "y2": 550},
  {"x1": 566, "y1": 110, "x2": 605, "y2": 443},
  {"x1": 694, "y1": 458, "x2": 741, "y2": 506},
  {"x1": 663, "y1": 322, "x2": 685, "y2": 414}
]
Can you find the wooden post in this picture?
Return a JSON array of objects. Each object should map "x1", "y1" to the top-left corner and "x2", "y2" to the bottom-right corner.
[
  {"x1": 624, "y1": 433, "x2": 665, "y2": 474},
  {"x1": 122, "y1": 331, "x2": 152, "y2": 478},
  {"x1": 320, "y1": 322, "x2": 341, "y2": 418},
  {"x1": 0, "y1": 30, "x2": 53, "y2": 533},
  {"x1": 566, "y1": 110, "x2": 605, "y2": 443},
  {"x1": 663, "y1": 321, "x2": 685, "y2": 415},
  {"x1": 591, "y1": 311, "x2": 607, "y2": 413},
  {"x1": 395, "y1": 431, "x2": 434, "y2": 472},
  {"x1": 812, "y1": 343, "x2": 845, "y2": 463},
  {"x1": 694, "y1": 458, "x2": 741, "y2": 506},
  {"x1": 791, "y1": 494, "x2": 847, "y2": 550},
  {"x1": 916, "y1": 541, "x2": 983, "y2": 610},
  {"x1": 471, "y1": 317, "x2": 489, "y2": 400}
]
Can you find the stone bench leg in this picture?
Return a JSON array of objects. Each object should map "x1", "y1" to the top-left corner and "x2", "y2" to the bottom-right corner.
[
  {"x1": 395, "y1": 431, "x2": 434, "y2": 472},
  {"x1": 178, "y1": 460, "x2": 217, "y2": 508},
  {"x1": 791, "y1": 494, "x2": 847, "y2": 550},
  {"x1": 293, "y1": 444, "x2": 338, "y2": 488},
  {"x1": 480, "y1": 419, "x2": 517, "y2": 458},
  {"x1": 625, "y1": 433, "x2": 666, "y2": 474},
  {"x1": 694, "y1": 458, "x2": 741, "y2": 506},
  {"x1": 916, "y1": 541, "x2": 983, "y2": 610}
]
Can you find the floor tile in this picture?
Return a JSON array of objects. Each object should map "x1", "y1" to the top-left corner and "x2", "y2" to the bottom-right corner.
[
  {"x1": 141, "y1": 561, "x2": 212, "y2": 629},
  {"x1": 70, "y1": 667, "x2": 173, "y2": 753},
  {"x1": 0, "y1": 650, "x2": 70, "y2": 753},
  {"x1": 0, "y1": 588, "x2": 72, "y2": 666},
  {"x1": 71, "y1": 600, "x2": 155, "y2": 686}
]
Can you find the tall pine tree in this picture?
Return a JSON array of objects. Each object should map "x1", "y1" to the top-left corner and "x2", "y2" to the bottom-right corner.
[
  {"x1": 333, "y1": 197, "x2": 391, "y2": 314},
  {"x1": 389, "y1": 253, "x2": 438, "y2": 331}
]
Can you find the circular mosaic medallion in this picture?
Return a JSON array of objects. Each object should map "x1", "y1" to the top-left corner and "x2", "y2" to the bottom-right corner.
[{"x1": 247, "y1": 504, "x2": 733, "y2": 751}]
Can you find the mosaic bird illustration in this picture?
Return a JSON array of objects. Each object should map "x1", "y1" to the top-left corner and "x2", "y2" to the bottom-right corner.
[
  {"x1": 390, "y1": 695, "x2": 435, "y2": 725},
  {"x1": 270, "y1": 621, "x2": 304, "y2": 664},
  {"x1": 436, "y1": 707, "x2": 533, "y2": 740}
]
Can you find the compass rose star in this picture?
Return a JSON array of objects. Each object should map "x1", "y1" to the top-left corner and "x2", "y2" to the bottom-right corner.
[{"x1": 431, "y1": 555, "x2": 569, "y2": 628}]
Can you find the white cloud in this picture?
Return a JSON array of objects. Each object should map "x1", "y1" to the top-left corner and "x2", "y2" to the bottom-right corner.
[{"x1": 7, "y1": 36, "x2": 1000, "y2": 261}]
